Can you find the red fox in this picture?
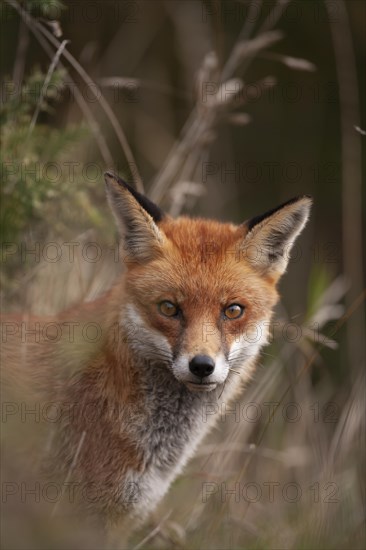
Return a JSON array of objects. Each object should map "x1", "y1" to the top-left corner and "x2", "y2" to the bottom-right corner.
[{"x1": 1, "y1": 172, "x2": 311, "y2": 541}]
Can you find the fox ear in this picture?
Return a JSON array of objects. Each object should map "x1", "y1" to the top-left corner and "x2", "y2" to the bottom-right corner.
[
  {"x1": 242, "y1": 196, "x2": 312, "y2": 279},
  {"x1": 104, "y1": 171, "x2": 166, "y2": 263}
]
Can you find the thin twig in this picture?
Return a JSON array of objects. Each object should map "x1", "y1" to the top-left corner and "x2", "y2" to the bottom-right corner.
[
  {"x1": 258, "y1": 0, "x2": 292, "y2": 33},
  {"x1": 16, "y1": 18, "x2": 113, "y2": 166},
  {"x1": 150, "y1": 30, "x2": 282, "y2": 205},
  {"x1": 28, "y1": 39, "x2": 69, "y2": 137},
  {"x1": 221, "y1": 29, "x2": 283, "y2": 81},
  {"x1": 7, "y1": 0, "x2": 144, "y2": 192},
  {"x1": 237, "y1": 0, "x2": 263, "y2": 42},
  {"x1": 132, "y1": 511, "x2": 172, "y2": 550},
  {"x1": 51, "y1": 430, "x2": 86, "y2": 517},
  {"x1": 151, "y1": 1, "x2": 287, "y2": 207},
  {"x1": 326, "y1": 0, "x2": 365, "y2": 377},
  {"x1": 99, "y1": 77, "x2": 191, "y2": 101},
  {"x1": 12, "y1": 17, "x2": 29, "y2": 90}
]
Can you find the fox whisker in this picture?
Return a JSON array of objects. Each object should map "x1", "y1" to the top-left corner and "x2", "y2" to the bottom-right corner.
[{"x1": 229, "y1": 368, "x2": 241, "y2": 376}]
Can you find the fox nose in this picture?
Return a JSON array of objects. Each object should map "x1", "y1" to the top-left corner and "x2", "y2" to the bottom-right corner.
[{"x1": 189, "y1": 355, "x2": 215, "y2": 378}]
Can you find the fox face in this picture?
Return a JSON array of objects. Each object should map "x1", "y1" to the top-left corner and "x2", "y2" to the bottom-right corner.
[{"x1": 105, "y1": 172, "x2": 311, "y2": 392}]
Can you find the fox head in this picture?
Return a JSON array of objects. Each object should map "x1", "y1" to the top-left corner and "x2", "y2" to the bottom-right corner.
[{"x1": 105, "y1": 172, "x2": 312, "y2": 392}]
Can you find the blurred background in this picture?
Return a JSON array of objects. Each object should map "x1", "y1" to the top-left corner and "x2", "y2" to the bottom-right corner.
[{"x1": 1, "y1": 1, "x2": 365, "y2": 549}]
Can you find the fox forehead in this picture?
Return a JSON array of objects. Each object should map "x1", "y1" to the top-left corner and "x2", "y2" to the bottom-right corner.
[
  {"x1": 159, "y1": 216, "x2": 242, "y2": 251},
  {"x1": 145, "y1": 215, "x2": 245, "y2": 270},
  {"x1": 125, "y1": 216, "x2": 278, "y2": 311}
]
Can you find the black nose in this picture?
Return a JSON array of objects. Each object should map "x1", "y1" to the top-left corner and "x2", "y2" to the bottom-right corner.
[{"x1": 189, "y1": 355, "x2": 215, "y2": 378}]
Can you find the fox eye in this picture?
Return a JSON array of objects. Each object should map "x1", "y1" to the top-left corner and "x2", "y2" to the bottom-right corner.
[
  {"x1": 158, "y1": 301, "x2": 179, "y2": 318},
  {"x1": 224, "y1": 304, "x2": 244, "y2": 320}
]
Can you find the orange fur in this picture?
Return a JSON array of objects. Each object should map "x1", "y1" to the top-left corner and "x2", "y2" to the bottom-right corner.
[{"x1": 1, "y1": 173, "x2": 311, "y2": 540}]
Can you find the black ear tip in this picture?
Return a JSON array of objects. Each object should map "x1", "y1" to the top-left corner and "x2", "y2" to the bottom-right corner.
[
  {"x1": 246, "y1": 194, "x2": 313, "y2": 232},
  {"x1": 104, "y1": 171, "x2": 128, "y2": 187},
  {"x1": 104, "y1": 170, "x2": 117, "y2": 186},
  {"x1": 104, "y1": 170, "x2": 164, "y2": 223},
  {"x1": 104, "y1": 170, "x2": 115, "y2": 180}
]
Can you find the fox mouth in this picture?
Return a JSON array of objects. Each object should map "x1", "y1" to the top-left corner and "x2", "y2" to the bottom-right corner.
[{"x1": 185, "y1": 381, "x2": 218, "y2": 392}]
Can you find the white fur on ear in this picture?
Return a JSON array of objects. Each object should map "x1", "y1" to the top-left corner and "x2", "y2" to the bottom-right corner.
[
  {"x1": 242, "y1": 196, "x2": 312, "y2": 277},
  {"x1": 104, "y1": 172, "x2": 166, "y2": 263}
]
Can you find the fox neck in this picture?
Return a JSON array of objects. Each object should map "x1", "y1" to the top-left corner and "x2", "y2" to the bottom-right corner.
[{"x1": 105, "y1": 341, "x2": 253, "y2": 473}]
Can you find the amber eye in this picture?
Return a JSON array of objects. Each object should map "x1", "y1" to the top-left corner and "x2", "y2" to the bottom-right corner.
[
  {"x1": 158, "y1": 301, "x2": 179, "y2": 318},
  {"x1": 224, "y1": 304, "x2": 244, "y2": 320}
]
